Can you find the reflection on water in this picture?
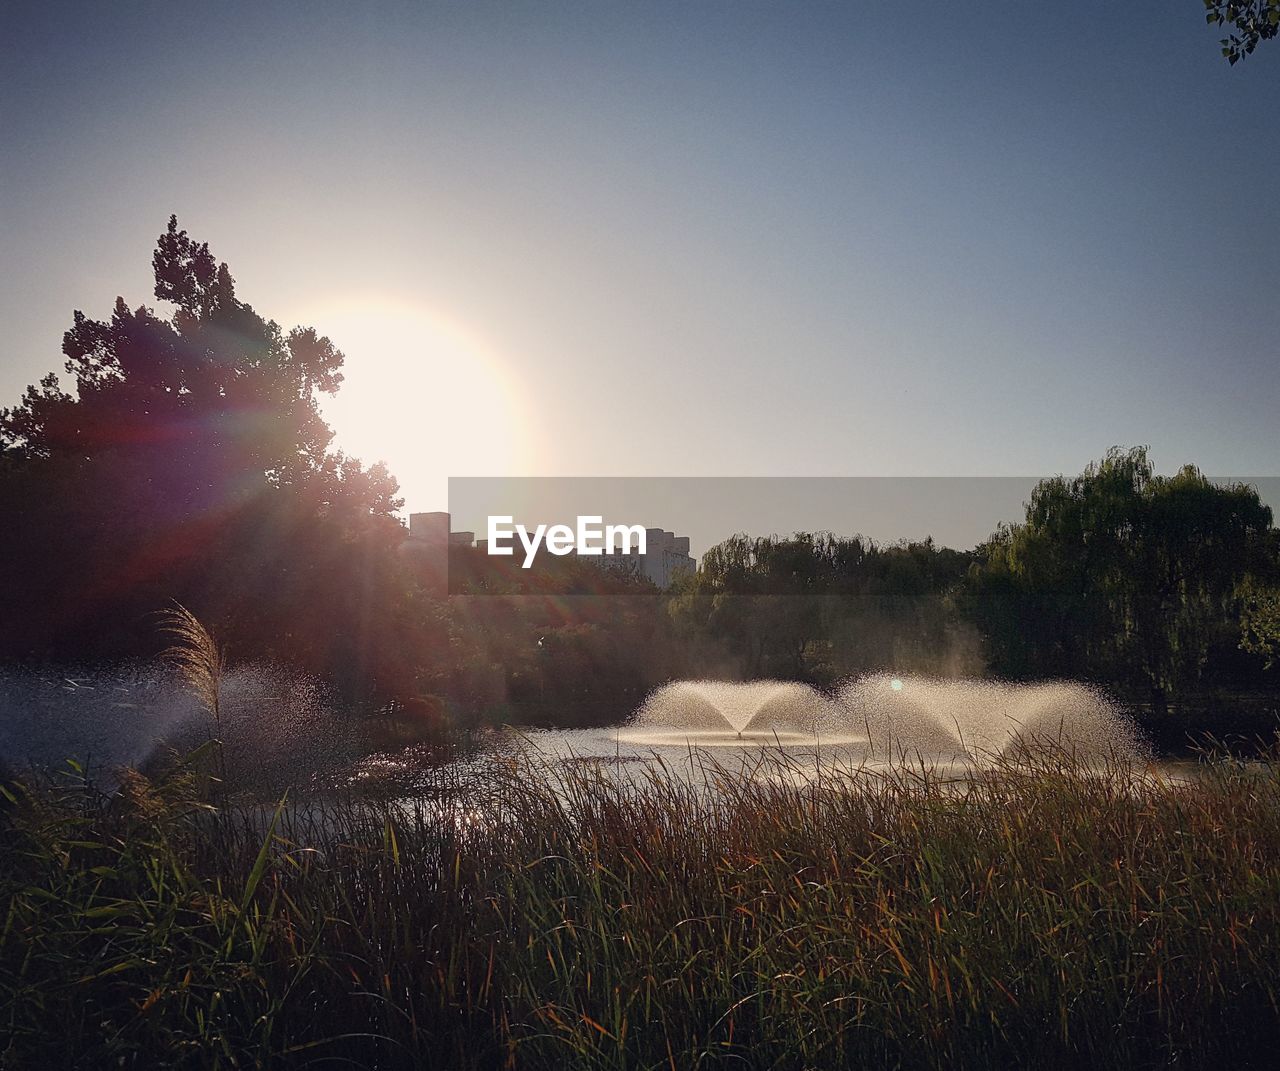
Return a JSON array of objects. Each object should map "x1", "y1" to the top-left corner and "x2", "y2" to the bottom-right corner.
[
  {"x1": 619, "y1": 727, "x2": 852, "y2": 748},
  {"x1": 509, "y1": 725, "x2": 976, "y2": 784}
]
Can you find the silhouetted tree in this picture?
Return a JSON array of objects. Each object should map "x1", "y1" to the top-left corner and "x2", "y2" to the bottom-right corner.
[{"x1": 0, "y1": 218, "x2": 413, "y2": 696}]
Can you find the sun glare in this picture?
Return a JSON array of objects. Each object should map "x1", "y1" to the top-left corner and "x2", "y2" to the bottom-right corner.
[{"x1": 299, "y1": 297, "x2": 531, "y2": 513}]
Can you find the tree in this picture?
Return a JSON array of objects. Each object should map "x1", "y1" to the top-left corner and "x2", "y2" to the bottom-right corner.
[
  {"x1": 0, "y1": 218, "x2": 415, "y2": 696},
  {"x1": 1205, "y1": 1, "x2": 1280, "y2": 64},
  {"x1": 671, "y1": 532, "x2": 972, "y2": 681},
  {"x1": 1240, "y1": 577, "x2": 1280, "y2": 668},
  {"x1": 964, "y1": 447, "x2": 1274, "y2": 718},
  {"x1": 3, "y1": 217, "x2": 349, "y2": 492}
]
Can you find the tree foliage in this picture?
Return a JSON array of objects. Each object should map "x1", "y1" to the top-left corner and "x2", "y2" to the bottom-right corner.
[
  {"x1": 0, "y1": 218, "x2": 412, "y2": 695},
  {"x1": 964, "y1": 447, "x2": 1274, "y2": 713},
  {"x1": 670, "y1": 533, "x2": 974, "y2": 681},
  {"x1": 1240, "y1": 576, "x2": 1280, "y2": 668},
  {"x1": 1205, "y1": 0, "x2": 1280, "y2": 63}
]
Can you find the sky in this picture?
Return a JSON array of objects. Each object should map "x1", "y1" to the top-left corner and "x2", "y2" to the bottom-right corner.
[{"x1": 2, "y1": 1, "x2": 1278, "y2": 525}]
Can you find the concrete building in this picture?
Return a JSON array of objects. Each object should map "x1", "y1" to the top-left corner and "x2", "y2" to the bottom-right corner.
[
  {"x1": 408, "y1": 512, "x2": 452, "y2": 544},
  {"x1": 596, "y1": 528, "x2": 694, "y2": 588},
  {"x1": 409, "y1": 512, "x2": 476, "y2": 546}
]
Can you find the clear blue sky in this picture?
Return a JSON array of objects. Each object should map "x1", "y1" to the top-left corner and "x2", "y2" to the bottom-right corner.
[{"x1": 3, "y1": 1, "x2": 1277, "y2": 515}]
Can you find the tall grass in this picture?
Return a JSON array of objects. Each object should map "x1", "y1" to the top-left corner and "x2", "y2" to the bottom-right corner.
[
  {"x1": 3, "y1": 749, "x2": 1280, "y2": 1068},
  {"x1": 158, "y1": 602, "x2": 227, "y2": 791}
]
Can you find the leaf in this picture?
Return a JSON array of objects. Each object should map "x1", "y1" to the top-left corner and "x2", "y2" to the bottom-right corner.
[
  {"x1": 83, "y1": 903, "x2": 130, "y2": 918},
  {"x1": 229, "y1": 795, "x2": 286, "y2": 953},
  {"x1": 384, "y1": 818, "x2": 401, "y2": 868}
]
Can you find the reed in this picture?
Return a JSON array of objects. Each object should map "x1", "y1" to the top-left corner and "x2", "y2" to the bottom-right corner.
[
  {"x1": 157, "y1": 602, "x2": 228, "y2": 791},
  {"x1": 3, "y1": 747, "x2": 1279, "y2": 1068}
]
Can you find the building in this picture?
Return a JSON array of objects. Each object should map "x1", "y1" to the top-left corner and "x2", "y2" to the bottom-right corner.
[
  {"x1": 407, "y1": 512, "x2": 696, "y2": 589},
  {"x1": 595, "y1": 528, "x2": 694, "y2": 588},
  {"x1": 408, "y1": 512, "x2": 474, "y2": 546}
]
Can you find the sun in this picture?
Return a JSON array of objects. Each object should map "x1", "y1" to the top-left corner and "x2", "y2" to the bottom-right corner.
[{"x1": 296, "y1": 296, "x2": 532, "y2": 513}]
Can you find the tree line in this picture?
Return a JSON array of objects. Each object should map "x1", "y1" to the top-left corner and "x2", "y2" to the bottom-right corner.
[
  {"x1": 670, "y1": 455, "x2": 1280, "y2": 737},
  {"x1": 2, "y1": 221, "x2": 1277, "y2": 739}
]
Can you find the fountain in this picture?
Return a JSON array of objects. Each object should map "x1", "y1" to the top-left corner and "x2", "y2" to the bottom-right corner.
[
  {"x1": 623, "y1": 679, "x2": 834, "y2": 745},
  {"x1": 835, "y1": 673, "x2": 1145, "y2": 763},
  {"x1": 0, "y1": 662, "x2": 355, "y2": 792},
  {"x1": 618, "y1": 674, "x2": 1145, "y2": 766}
]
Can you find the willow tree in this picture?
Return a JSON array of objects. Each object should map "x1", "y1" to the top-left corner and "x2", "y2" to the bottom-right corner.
[
  {"x1": 1240, "y1": 577, "x2": 1280, "y2": 669},
  {"x1": 967, "y1": 447, "x2": 1274, "y2": 717}
]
